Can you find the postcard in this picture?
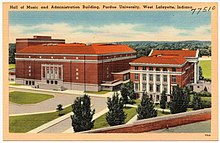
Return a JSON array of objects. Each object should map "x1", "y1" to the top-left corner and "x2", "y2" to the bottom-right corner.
[{"x1": 2, "y1": 2, "x2": 218, "y2": 141}]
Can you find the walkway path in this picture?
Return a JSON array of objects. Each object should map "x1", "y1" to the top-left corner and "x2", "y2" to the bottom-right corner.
[{"x1": 9, "y1": 86, "x2": 109, "y2": 115}]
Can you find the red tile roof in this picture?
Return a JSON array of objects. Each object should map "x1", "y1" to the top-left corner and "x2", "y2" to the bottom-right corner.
[
  {"x1": 150, "y1": 50, "x2": 197, "y2": 57},
  {"x1": 131, "y1": 55, "x2": 186, "y2": 65},
  {"x1": 18, "y1": 43, "x2": 136, "y2": 55}
]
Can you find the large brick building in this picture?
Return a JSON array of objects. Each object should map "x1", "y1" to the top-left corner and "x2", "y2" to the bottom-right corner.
[
  {"x1": 129, "y1": 49, "x2": 199, "y2": 103},
  {"x1": 15, "y1": 36, "x2": 136, "y2": 91}
]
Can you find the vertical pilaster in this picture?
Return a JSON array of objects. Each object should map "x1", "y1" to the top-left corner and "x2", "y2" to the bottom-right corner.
[
  {"x1": 146, "y1": 69, "x2": 149, "y2": 93},
  {"x1": 140, "y1": 73, "x2": 143, "y2": 92},
  {"x1": 167, "y1": 71, "x2": 170, "y2": 94},
  {"x1": 160, "y1": 70, "x2": 163, "y2": 93}
]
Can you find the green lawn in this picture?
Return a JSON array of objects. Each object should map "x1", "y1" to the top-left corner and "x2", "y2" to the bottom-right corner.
[
  {"x1": 85, "y1": 90, "x2": 110, "y2": 95},
  {"x1": 190, "y1": 94, "x2": 211, "y2": 102},
  {"x1": 199, "y1": 60, "x2": 211, "y2": 79},
  {"x1": 93, "y1": 107, "x2": 137, "y2": 129},
  {"x1": 9, "y1": 64, "x2": 15, "y2": 69},
  {"x1": 9, "y1": 91, "x2": 54, "y2": 104},
  {"x1": 9, "y1": 83, "x2": 22, "y2": 86},
  {"x1": 9, "y1": 105, "x2": 72, "y2": 133}
]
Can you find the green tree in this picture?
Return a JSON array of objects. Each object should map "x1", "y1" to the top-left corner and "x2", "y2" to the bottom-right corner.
[
  {"x1": 9, "y1": 43, "x2": 16, "y2": 64},
  {"x1": 199, "y1": 66, "x2": 204, "y2": 80},
  {"x1": 137, "y1": 93, "x2": 157, "y2": 120},
  {"x1": 160, "y1": 91, "x2": 167, "y2": 112},
  {"x1": 106, "y1": 92, "x2": 127, "y2": 126},
  {"x1": 71, "y1": 94, "x2": 95, "y2": 132},
  {"x1": 120, "y1": 81, "x2": 135, "y2": 105},
  {"x1": 192, "y1": 93, "x2": 203, "y2": 110},
  {"x1": 170, "y1": 86, "x2": 190, "y2": 114},
  {"x1": 120, "y1": 84, "x2": 129, "y2": 105},
  {"x1": 56, "y1": 104, "x2": 63, "y2": 116}
]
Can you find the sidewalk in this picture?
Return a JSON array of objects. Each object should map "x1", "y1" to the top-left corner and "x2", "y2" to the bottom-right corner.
[
  {"x1": 9, "y1": 104, "x2": 71, "y2": 116},
  {"x1": 10, "y1": 85, "x2": 113, "y2": 98}
]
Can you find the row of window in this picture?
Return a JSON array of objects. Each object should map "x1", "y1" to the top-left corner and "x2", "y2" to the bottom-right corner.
[
  {"x1": 135, "y1": 66, "x2": 176, "y2": 72},
  {"x1": 134, "y1": 74, "x2": 176, "y2": 83},
  {"x1": 46, "y1": 80, "x2": 58, "y2": 85},
  {"x1": 134, "y1": 83, "x2": 168, "y2": 93}
]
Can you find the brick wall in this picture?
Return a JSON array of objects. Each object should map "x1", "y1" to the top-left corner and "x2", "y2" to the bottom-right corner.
[{"x1": 85, "y1": 108, "x2": 211, "y2": 133}]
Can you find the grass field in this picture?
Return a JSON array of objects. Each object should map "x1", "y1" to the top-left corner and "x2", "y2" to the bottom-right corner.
[
  {"x1": 199, "y1": 60, "x2": 211, "y2": 79},
  {"x1": 9, "y1": 105, "x2": 72, "y2": 133},
  {"x1": 9, "y1": 91, "x2": 54, "y2": 104},
  {"x1": 93, "y1": 107, "x2": 137, "y2": 129},
  {"x1": 9, "y1": 64, "x2": 15, "y2": 69},
  {"x1": 85, "y1": 90, "x2": 110, "y2": 95},
  {"x1": 9, "y1": 83, "x2": 22, "y2": 86}
]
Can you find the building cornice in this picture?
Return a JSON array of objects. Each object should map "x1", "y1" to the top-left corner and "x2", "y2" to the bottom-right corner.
[
  {"x1": 15, "y1": 55, "x2": 136, "y2": 63},
  {"x1": 129, "y1": 61, "x2": 187, "y2": 68},
  {"x1": 15, "y1": 51, "x2": 136, "y2": 57}
]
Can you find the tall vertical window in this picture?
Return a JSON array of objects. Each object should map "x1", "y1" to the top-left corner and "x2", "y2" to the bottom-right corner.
[
  {"x1": 142, "y1": 74, "x2": 146, "y2": 81},
  {"x1": 156, "y1": 75, "x2": 160, "y2": 81},
  {"x1": 156, "y1": 67, "x2": 160, "y2": 71},
  {"x1": 172, "y1": 76, "x2": 176, "y2": 83},
  {"x1": 156, "y1": 84, "x2": 160, "y2": 92},
  {"x1": 149, "y1": 67, "x2": 153, "y2": 71},
  {"x1": 135, "y1": 83, "x2": 139, "y2": 91},
  {"x1": 143, "y1": 83, "x2": 146, "y2": 91},
  {"x1": 149, "y1": 74, "x2": 153, "y2": 81},
  {"x1": 143, "y1": 66, "x2": 146, "y2": 70},
  {"x1": 149, "y1": 84, "x2": 153, "y2": 92},
  {"x1": 163, "y1": 85, "x2": 168, "y2": 92},
  {"x1": 172, "y1": 67, "x2": 176, "y2": 72},
  {"x1": 163, "y1": 75, "x2": 167, "y2": 82},
  {"x1": 135, "y1": 66, "x2": 138, "y2": 70},
  {"x1": 135, "y1": 74, "x2": 139, "y2": 80}
]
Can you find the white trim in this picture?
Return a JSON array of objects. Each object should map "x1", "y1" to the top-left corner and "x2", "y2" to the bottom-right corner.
[
  {"x1": 15, "y1": 55, "x2": 136, "y2": 63},
  {"x1": 130, "y1": 70, "x2": 185, "y2": 75},
  {"x1": 148, "y1": 49, "x2": 153, "y2": 56},
  {"x1": 129, "y1": 61, "x2": 187, "y2": 68},
  {"x1": 196, "y1": 49, "x2": 199, "y2": 58}
]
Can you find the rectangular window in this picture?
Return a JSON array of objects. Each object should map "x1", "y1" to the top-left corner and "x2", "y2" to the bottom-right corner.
[
  {"x1": 156, "y1": 67, "x2": 160, "y2": 71},
  {"x1": 149, "y1": 74, "x2": 153, "y2": 81},
  {"x1": 135, "y1": 83, "x2": 139, "y2": 91},
  {"x1": 135, "y1": 74, "x2": 139, "y2": 80},
  {"x1": 149, "y1": 84, "x2": 153, "y2": 92},
  {"x1": 142, "y1": 74, "x2": 146, "y2": 81},
  {"x1": 149, "y1": 67, "x2": 153, "y2": 71},
  {"x1": 47, "y1": 80, "x2": 49, "y2": 84},
  {"x1": 143, "y1": 66, "x2": 146, "y2": 70},
  {"x1": 26, "y1": 81, "x2": 28, "y2": 85},
  {"x1": 163, "y1": 68, "x2": 167, "y2": 71},
  {"x1": 172, "y1": 76, "x2": 176, "y2": 83},
  {"x1": 163, "y1": 85, "x2": 168, "y2": 92},
  {"x1": 172, "y1": 67, "x2": 176, "y2": 72},
  {"x1": 135, "y1": 66, "x2": 138, "y2": 70},
  {"x1": 143, "y1": 83, "x2": 146, "y2": 91},
  {"x1": 32, "y1": 81, "x2": 34, "y2": 85},
  {"x1": 55, "y1": 81, "x2": 58, "y2": 84},
  {"x1": 156, "y1": 84, "x2": 160, "y2": 92},
  {"x1": 156, "y1": 75, "x2": 160, "y2": 82},
  {"x1": 163, "y1": 75, "x2": 167, "y2": 82},
  {"x1": 51, "y1": 80, "x2": 53, "y2": 84}
]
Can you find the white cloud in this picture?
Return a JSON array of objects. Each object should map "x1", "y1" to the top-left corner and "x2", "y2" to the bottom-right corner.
[{"x1": 9, "y1": 23, "x2": 211, "y2": 43}]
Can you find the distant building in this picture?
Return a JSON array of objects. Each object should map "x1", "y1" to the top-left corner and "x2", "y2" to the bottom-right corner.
[
  {"x1": 15, "y1": 36, "x2": 136, "y2": 91},
  {"x1": 129, "y1": 49, "x2": 199, "y2": 103}
]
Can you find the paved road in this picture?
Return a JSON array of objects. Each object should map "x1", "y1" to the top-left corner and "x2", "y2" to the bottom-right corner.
[{"x1": 9, "y1": 88, "x2": 107, "y2": 115}]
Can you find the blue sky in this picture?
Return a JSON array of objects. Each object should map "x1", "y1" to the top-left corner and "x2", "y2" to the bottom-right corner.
[{"x1": 9, "y1": 11, "x2": 211, "y2": 43}]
